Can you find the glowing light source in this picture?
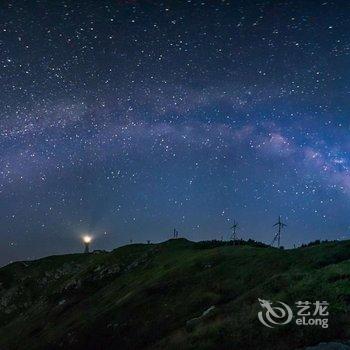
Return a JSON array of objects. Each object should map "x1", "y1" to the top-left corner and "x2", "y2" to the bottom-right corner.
[
  {"x1": 83, "y1": 235, "x2": 92, "y2": 243},
  {"x1": 82, "y1": 235, "x2": 92, "y2": 253}
]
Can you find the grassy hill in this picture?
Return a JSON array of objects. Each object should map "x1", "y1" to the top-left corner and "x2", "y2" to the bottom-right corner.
[{"x1": 1, "y1": 238, "x2": 350, "y2": 350}]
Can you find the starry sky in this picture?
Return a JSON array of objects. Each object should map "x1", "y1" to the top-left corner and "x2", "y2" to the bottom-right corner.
[{"x1": 0, "y1": 0, "x2": 349, "y2": 265}]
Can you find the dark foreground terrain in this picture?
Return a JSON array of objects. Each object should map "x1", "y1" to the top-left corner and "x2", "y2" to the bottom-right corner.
[{"x1": 1, "y1": 238, "x2": 350, "y2": 350}]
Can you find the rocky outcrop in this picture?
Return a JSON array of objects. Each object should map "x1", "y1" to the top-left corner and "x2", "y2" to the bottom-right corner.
[
  {"x1": 304, "y1": 342, "x2": 350, "y2": 350},
  {"x1": 186, "y1": 306, "x2": 216, "y2": 332}
]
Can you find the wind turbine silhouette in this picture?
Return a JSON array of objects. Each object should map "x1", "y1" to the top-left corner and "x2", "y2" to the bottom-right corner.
[
  {"x1": 272, "y1": 216, "x2": 287, "y2": 248},
  {"x1": 230, "y1": 220, "x2": 239, "y2": 241}
]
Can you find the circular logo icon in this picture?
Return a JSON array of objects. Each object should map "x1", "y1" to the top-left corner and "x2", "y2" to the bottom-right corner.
[{"x1": 258, "y1": 298, "x2": 293, "y2": 328}]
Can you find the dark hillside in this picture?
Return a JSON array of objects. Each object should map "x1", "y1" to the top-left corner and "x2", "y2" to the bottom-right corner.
[{"x1": 1, "y1": 239, "x2": 350, "y2": 350}]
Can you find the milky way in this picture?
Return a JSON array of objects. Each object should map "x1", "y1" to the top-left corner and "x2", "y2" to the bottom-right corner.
[{"x1": 0, "y1": 0, "x2": 349, "y2": 265}]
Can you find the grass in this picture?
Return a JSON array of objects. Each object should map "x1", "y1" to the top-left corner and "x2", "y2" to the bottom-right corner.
[{"x1": 1, "y1": 238, "x2": 350, "y2": 349}]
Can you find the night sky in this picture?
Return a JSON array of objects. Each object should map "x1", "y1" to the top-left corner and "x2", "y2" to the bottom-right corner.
[{"x1": 0, "y1": 0, "x2": 349, "y2": 265}]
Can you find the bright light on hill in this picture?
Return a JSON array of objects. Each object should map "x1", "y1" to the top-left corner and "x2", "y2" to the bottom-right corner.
[{"x1": 82, "y1": 235, "x2": 92, "y2": 243}]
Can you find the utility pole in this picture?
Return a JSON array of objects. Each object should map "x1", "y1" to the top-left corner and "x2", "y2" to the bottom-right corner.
[
  {"x1": 230, "y1": 220, "x2": 239, "y2": 241},
  {"x1": 272, "y1": 216, "x2": 287, "y2": 248}
]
